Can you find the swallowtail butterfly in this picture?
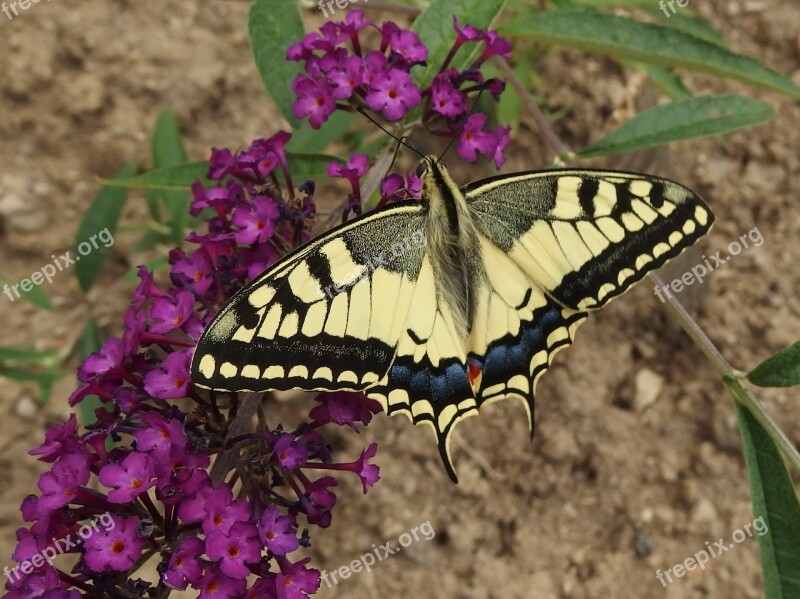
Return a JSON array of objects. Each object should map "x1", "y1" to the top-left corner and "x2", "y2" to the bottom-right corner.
[{"x1": 191, "y1": 157, "x2": 713, "y2": 481}]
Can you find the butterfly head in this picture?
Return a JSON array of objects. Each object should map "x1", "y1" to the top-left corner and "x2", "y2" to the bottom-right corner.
[{"x1": 415, "y1": 155, "x2": 457, "y2": 201}]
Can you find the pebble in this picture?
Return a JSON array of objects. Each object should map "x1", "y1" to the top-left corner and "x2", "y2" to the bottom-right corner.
[
  {"x1": 15, "y1": 395, "x2": 37, "y2": 419},
  {"x1": 634, "y1": 368, "x2": 663, "y2": 411},
  {"x1": 691, "y1": 498, "x2": 718, "y2": 524},
  {"x1": 65, "y1": 72, "x2": 106, "y2": 114}
]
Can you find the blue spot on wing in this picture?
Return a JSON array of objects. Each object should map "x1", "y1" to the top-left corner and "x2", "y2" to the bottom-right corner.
[{"x1": 475, "y1": 299, "x2": 584, "y2": 399}]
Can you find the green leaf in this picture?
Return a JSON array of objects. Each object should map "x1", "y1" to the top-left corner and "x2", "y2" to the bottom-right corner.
[
  {"x1": 412, "y1": 0, "x2": 507, "y2": 89},
  {"x1": 99, "y1": 161, "x2": 210, "y2": 191},
  {"x1": 501, "y1": 12, "x2": 800, "y2": 99},
  {"x1": 579, "y1": 94, "x2": 773, "y2": 157},
  {"x1": 149, "y1": 110, "x2": 190, "y2": 245},
  {"x1": 569, "y1": 0, "x2": 653, "y2": 5},
  {"x1": 288, "y1": 111, "x2": 357, "y2": 154},
  {"x1": 0, "y1": 272, "x2": 52, "y2": 310},
  {"x1": 644, "y1": 65, "x2": 692, "y2": 101},
  {"x1": 101, "y1": 152, "x2": 338, "y2": 193},
  {"x1": 249, "y1": 0, "x2": 305, "y2": 126},
  {"x1": 0, "y1": 346, "x2": 58, "y2": 365},
  {"x1": 152, "y1": 109, "x2": 187, "y2": 167},
  {"x1": 748, "y1": 341, "x2": 800, "y2": 388},
  {"x1": 76, "y1": 317, "x2": 104, "y2": 425},
  {"x1": 75, "y1": 163, "x2": 138, "y2": 292},
  {"x1": 735, "y1": 400, "x2": 800, "y2": 598},
  {"x1": 648, "y1": 10, "x2": 728, "y2": 48}
]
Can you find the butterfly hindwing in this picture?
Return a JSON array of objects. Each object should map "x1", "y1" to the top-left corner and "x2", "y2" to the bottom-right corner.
[
  {"x1": 465, "y1": 170, "x2": 714, "y2": 311},
  {"x1": 192, "y1": 202, "x2": 427, "y2": 392}
]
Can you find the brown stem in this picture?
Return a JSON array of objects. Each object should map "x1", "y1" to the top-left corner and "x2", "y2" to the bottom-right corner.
[{"x1": 209, "y1": 392, "x2": 262, "y2": 486}]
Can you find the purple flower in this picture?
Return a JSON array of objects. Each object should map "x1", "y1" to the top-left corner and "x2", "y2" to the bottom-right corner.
[
  {"x1": 37, "y1": 454, "x2": 90, "y2": 514},
  {"x1": 310, "y1": 392, "x2": 382, "y2": 431},
  {"x1": 457, "y1": 113, "x2": 498, "y2": 162},
  {"x1": 143, "y1": 349, "x2": 191, "y2": 399},
  {"x1": 258, "y1": 506, "x2": 299, "y2": 556},
  {"x1": 149, "y1": 290, "x2": 197, "y2": 334},
  {"x1": 430, "y1": 74, "x2": 467, "y2": 117},
  {"x1": 365, "y1": 68, "x2": 421, "y2": 121},
  {"x1": 246, "y1": 577, "x2": 278, "y2": 599},
  {"x1": 232, "y1": 196, "x2": 281, "y2": 245},
  {"x1": 194, "y1": 569, "x2": 247, "y2": 599},
  {"x1": 478, "y1": 31, "x2": 513, "y2": 64},
  {"x1": 98, "y1": 451, "x2": 154, "y2": 503},
  {"x1": 28, "y1": 415, "x2": 79, "y2": 462},
  {"x1": 291, "y1": 76, "x2": 336, "y2": 129},
  {"x1": 388, "y1": 28, "x2": 428, "y2": 63},
  {"x1": 172, "y1": 249, "x2": 214, "y2": 294},
  {"x1": 203, "y1": 485, "x2": 252, "y2": 536},
  {"x1": 272, "y1": 434, "x2": 308, "y2": 470},
  {"x1": 300, "y1": 476, "x2": 338, "y2": 528},
  {"x1": 206, "y1": 521, "x2": 262, "y2": 579},
  {"x1": 493, "y1": 125, "x2": 511, "y2": 168},
  {"x1": 327, "y1": 153, "x2": 370, "y2": 183},
  {"x1": 330, "y1": 57, "x2": 364, "y2": 100},
  {"x1": 208, "y1": 147, "x2": 236, "y2": 179},
  {"x1": 134, "y1": 411, "x2": 187, "y2": 459},
  {"x1": 83, "y1": 515, "x2": 146, "y2": 572},
  {"x1": 163, "y1": 536, "x2": 205, "y2": 590},
  {"x1": 454, "y1": 17, "x2": 483, "y2": 44},
  {"x1": 78, "y1": 337, "x2": 124, "y2": 381},
  {"x1": 354, "y1": 443, "x2": 381, "y2": 493},
  {"x1": 276, "y1": 558, "x2": 320, "y2": 599}
]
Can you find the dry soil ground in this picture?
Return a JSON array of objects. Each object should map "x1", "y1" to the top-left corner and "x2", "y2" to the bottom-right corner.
[{"x1": 1, "y1": 1, "x2": 799, "y2": 598}]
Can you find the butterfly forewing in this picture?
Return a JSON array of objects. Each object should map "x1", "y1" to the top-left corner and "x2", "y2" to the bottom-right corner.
[
  {"x1": 465, "y1": 170, "x2": 714, "y2": 311},
  {"x1": 192, "y1": 203, "x2": 427, "y2": 393}
]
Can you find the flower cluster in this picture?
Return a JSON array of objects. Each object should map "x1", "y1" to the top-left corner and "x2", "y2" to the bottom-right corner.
[
  {"x1": 4, "y1": 132, "x2": 383, "y2": 599},
  {"x1": 288, "y1": 11, "x2": 512, "y2": 169}
]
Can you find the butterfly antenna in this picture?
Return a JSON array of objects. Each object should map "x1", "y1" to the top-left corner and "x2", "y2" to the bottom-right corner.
[{"x1": 357, "y1": 107, "x2": 424, "y2": 159}]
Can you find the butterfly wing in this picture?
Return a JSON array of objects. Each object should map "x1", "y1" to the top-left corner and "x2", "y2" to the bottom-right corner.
[
  {"x1": 191, "y1": 202, "x2": 428, "y2": 393},
  {"x1": 417, "y1": 169, "x2": 714, "y2": 477},
  {"x1": 464, "y1": 169, "x2": 714, "y2": 311}
]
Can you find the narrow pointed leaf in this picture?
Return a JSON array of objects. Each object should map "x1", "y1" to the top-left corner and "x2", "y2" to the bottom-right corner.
[
  {"x1": 99, "y1": 161, "x2": 210, "y2": 191},
  {"x1": 0, "y1": 346, "x2": 58, "y2": 365},
  {"x1": 748, "y1": 341, "x2": 800, "y2": 388},
  {"x1": 579, "y1": 94, "x2": 773, "y2": 157},
  {"x1": 75, "y1": 163, "x2": 139, "y2": 292},
  {"x1": 501, "y1": 13, "x2": 800, "y2": 99},
  {"x1": 734, "y1": 400, "x2": 800, "y2": 598},
  {"x1": 0, "y1": 272, "x2": 52, "y2": 310},
  {"x1": 149, "y1": 110, "x2": 189, "y2": 245}
]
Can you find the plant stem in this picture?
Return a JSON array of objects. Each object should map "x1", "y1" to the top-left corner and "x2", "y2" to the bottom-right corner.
[
  {"x1": 492, "y1": 56, "x2": 576, "y2": 164},
  {"x1": 650, "y1": 273, "x2": 800, "y2": 471}
]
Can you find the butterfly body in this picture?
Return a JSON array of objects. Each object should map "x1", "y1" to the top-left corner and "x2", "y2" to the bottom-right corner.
[{"x1": 192, "y1": 157, "x2": 713, "y2": 481}]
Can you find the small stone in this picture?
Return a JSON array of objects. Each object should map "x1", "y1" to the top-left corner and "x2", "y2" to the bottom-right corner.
[
  {"x1": 634, "y1": 368, "x2": 663, "y2": 411},
  {"x1": 691, "y1": 498, "x2": 718, "y2": 524},
  {"x1": 15, "y1": 395, "x2": 37, "y2": 419},
  {"x1": 65, "y1": 72, "x2": 106, "y2": 114},
  {"x1": 634, "y1": 532, "x2": 656, "y2": 557}
]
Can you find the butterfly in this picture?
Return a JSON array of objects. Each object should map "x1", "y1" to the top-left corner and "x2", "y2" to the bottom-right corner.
[{"x1": 191, "y1": 156, "x2": 713, "y2": 481}]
